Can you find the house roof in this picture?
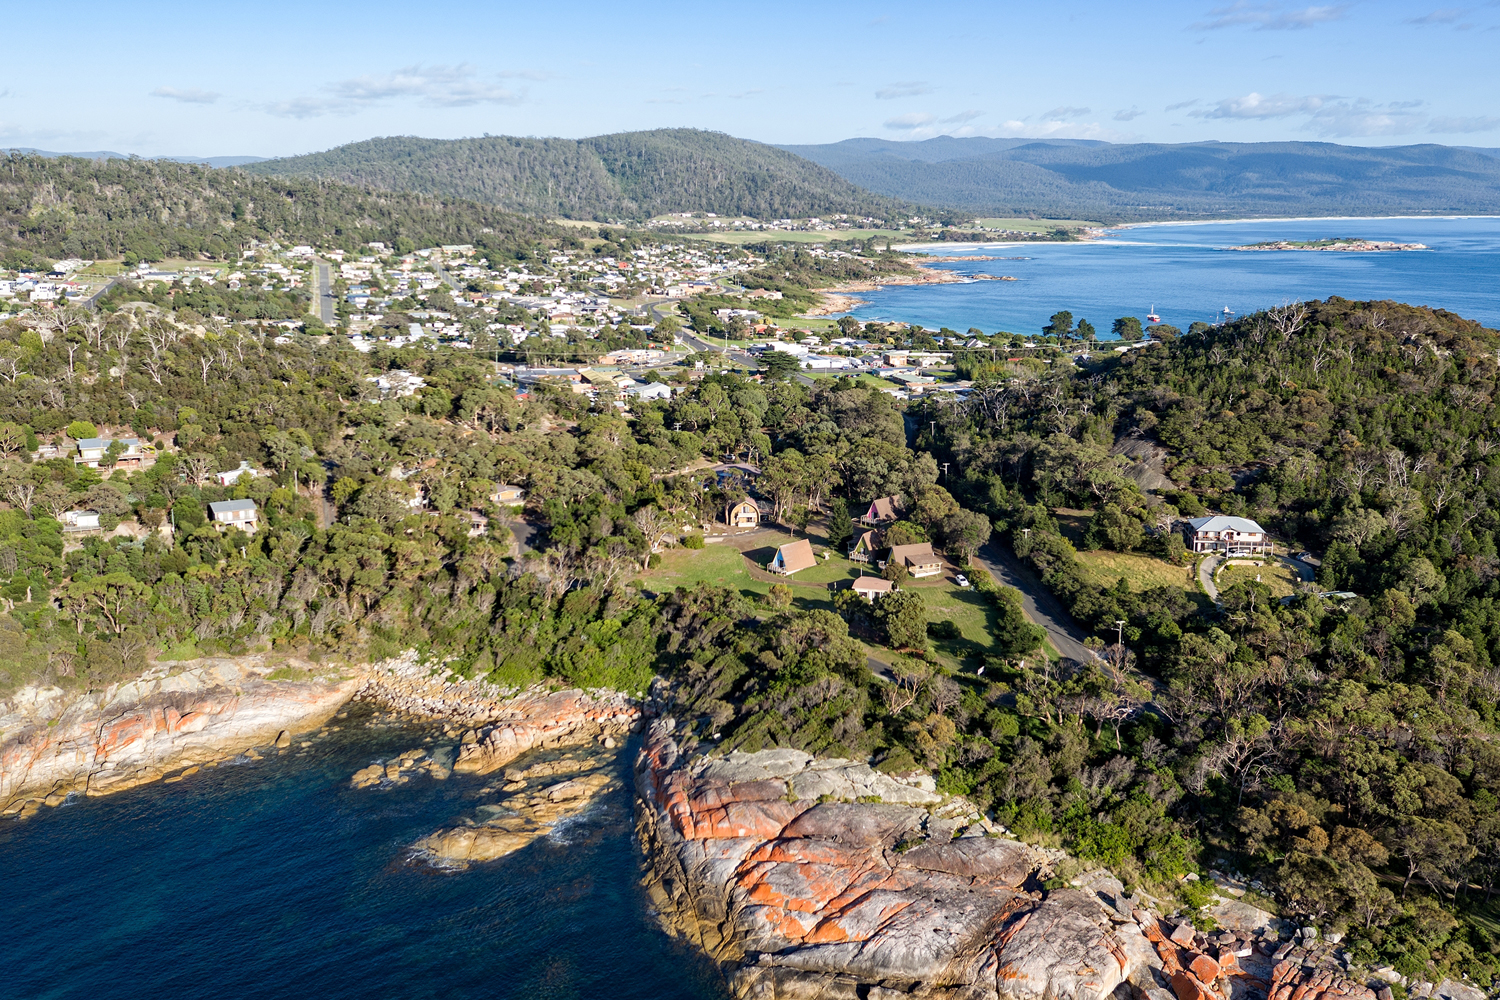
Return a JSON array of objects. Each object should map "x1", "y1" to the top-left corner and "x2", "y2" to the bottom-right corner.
[
  {"x1": 889, "y1": 542, "x2": 939, "y2": 567},
  {"x1": 208, "y1": 499, "x2": 258, "y2": 514},
  {"x1": 1187, "y1": 515, "x2": 1265, "y2": 534},
  {"x1": 773, "y1": 538, "x2": 817, "y2": 573},
  {"x1": 76, "y1": 437, "x2": 138, "y2": 450},
  {"x1": 865, "y1": 495, "x2": 904, "y2": 521},
  {"x1": 853, "y1": 576, "x2": 894, "y2": 594},
  {"x1": 851, "y1": 528, "x2": 881, "y2": 549}
]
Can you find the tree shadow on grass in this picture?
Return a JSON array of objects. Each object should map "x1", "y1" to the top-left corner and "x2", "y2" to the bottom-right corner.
[{"x1": 929, "y1": 587, "x2": 1003, "y2": 669}]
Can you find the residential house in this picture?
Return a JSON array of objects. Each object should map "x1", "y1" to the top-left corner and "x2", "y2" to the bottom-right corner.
[
  {"x1": 859, "y1": 495, "x2": 905, "y2": 527},
  {"x1": 888, "y1": 542, "x2": 943, "y2": 578},
  {"x1": 852, "y1": 576, "x2": 895, "y2": 602},
  {"x1": 208, "y1": 499, "x2": 259, "y2": 533},
  {"x1": 848, "y1": 528, "x2": 882, "y2": 563},
  {"x1": 626, "y1": 382, "x2": 673, "y2": 402},
  {"x1": 74, "y1": 437, "x2": 153, "y2": 471},
  {"x1": 491, "y1": 485, "x2": 526, "y2": 506},
  {"x1": 725, "y1": 497, "x2": 762, "y2": 528},
  {"x1": 216, "y1": 461, "x2": 257, "y2": 486},
  {"x1": 61, "y1": 510, "x2": 101, "y2": 533},
  {"x1": 767, "y1": 538, "x2": 816, "y2": 575},
  {"x1": 1185, "y1": 515, "x2": 1268, "y2": 555}
]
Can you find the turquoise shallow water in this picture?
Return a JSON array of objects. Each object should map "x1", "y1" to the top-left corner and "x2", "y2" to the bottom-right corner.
[
  {"x1": 843, "y1": 216, "x2": 1500, "y2": 335},
  {"x1": 0, "y1": 712, "x2": 728, "y2": 1000}
]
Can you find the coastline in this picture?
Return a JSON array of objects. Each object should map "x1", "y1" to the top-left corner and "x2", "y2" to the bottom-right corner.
[
  {"x1": 804, "y1": 259, "x2": 1016, "y2": 317},
  {"x1": 0, "y1": 651, "x2": 641, "y2": 818}
]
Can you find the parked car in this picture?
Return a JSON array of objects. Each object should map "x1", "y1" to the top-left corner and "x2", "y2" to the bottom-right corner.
[{"x1": 954, "y1": 573, "x2": 970, "y2": 588}]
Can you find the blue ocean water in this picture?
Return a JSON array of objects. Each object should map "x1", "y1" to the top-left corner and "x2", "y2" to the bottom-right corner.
[
  {"x1": 842, "y1": 216, "x2": 1500, "y2": 335},
  {"x1": 0, "y1": 713, "x2": 728, "y2": 1000}
]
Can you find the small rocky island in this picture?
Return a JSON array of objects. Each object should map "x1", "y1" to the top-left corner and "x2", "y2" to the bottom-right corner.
[{"x1": 1226, "y1": 239, "x2": 1428, "y2": 252}]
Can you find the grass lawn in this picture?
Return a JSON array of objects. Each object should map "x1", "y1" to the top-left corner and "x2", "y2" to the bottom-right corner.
[
  {"x1": 919, "y1": 585, "x2": 1002, "y2": 669},
  {"x1": 1074, "y1": 549, "x2": 1195, "y2": 595},
  {"x1": 1217, "y1": 561, "x2": 1300, "y2": 599},
  {"x1": 972, "y1": 218, "x2": 1103, "y2": 233},
  {"x1": 638, "y1": 542, "x2": 771, "y2": 600}
]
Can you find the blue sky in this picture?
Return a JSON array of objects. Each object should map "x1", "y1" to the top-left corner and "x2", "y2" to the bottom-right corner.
[{"x1": 2, "y1": 0, "x2": 1497, "y2": 156}]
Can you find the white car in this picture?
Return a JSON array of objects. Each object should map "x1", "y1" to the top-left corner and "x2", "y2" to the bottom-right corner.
[{"x1": 954, "y1": 574, "x2": 970, "y2": 588}]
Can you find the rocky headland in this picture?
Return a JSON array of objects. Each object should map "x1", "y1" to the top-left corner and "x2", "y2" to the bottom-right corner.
[
  {"x1": 0, "y1": 655, "x2": 358, "y2": 817},
  {"x1": 633, "y1": 717, "x2": 1461, "y2": 1000}
]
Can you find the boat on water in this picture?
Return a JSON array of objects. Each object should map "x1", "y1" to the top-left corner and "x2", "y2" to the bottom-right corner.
[
  {"x1": 1221, "y1": 306, "x2": 1235, "y2": 317},
  {"x1": 1146, "y1": 305, "x2": 1161, "y2": 323}
]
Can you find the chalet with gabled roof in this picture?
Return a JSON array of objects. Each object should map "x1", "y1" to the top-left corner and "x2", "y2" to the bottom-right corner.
[
  {"x1": 767, "y1": 538, "x2": 816, "y2": 575},
  {"x1": 848, "y1": 528, "x2": 881, "y2": 563},
  {"x1": 859, "y1": 495, "x2": 905, "y2": 527}
]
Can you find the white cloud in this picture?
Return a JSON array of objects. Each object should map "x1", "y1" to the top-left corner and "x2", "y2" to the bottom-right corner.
[
  {"x1": 264, "y1": 64, "x2": 523, "y2": 118},
  {"x1": 1429, "y1": 115, "x2": 1500, "y2": 133},
  {"x1": 1195, "y1": 91, "x2": 1330, "y2": 118},
  {"x1": 1114, "y1": 108, "x2": 1145, "y2": 121},
  {"x1": 151, "y1": 87, "x2": 221, "y2": 105},
  {"x1": 1043, "y1": 105, "x2": 1092, "y2": 118},
  {"x1": 941, "y1": 109, "x2": 984, "y2": 123},
  {"x1": 1405, "y1": 7, "x2": 1467, "y2": 24},
  {"x1": 1192, "y1": 2, "x2": 1349, "y2": 30},
  {"x1": 876, "y1": 81, "x2": 931, "y2": 100},
  {"x1": 884, "y1": 112, "x2": 937, "y2": 129},
  {"x1": 1165, "y1": 99, "x2": 1201, "y2": 111},
  {"x1": 1193, "y1": 90, "x2": 1474, "y2": 136},
  {"x1": 1303, "y1": 101, "x2": 1427, "y2": 136}
]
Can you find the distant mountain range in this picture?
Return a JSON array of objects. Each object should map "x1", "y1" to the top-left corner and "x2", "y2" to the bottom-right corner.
[
  {"x1": 3, "y1": 148, "x2": 267, "y2": 168},
  {"x1": 242, "y1": 131, "x2": 909, "y2": 222},
  {"x1": 781, "y1": 137, "x2": 1500, "y2": 221},
  {"x1": 11, "y1": 132, "x2": 1500, "y2": 223}
]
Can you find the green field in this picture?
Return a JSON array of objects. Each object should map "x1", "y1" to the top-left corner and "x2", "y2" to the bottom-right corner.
[
  {"x1": 638, "y1": 542, "x2": 770, "y2": 599},
  {"x1": 1217, "y1": 561, "x2": 1300, "y2": 598},
  {"x1": 1074, "y1": 549, "x2": 1195, "y2": 595}
]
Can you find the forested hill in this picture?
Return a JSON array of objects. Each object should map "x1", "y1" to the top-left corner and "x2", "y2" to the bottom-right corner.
[
  {"x1": 243, "y1": 130, "x2": 911, "y2": 222},
  {"x1": 780, "y1": 137, "x2": 1500, "y2": 221},
  {"x1": 0, "y1": 153, "x2": 559, "y2": 265}
]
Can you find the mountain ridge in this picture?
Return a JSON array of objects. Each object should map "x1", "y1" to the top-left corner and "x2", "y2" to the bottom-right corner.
[
  {"x1": 781, "y1": 137, "x2": 1500, "y2": 220},
  {"x1": 244, "y1": 130, "x2": 913, "y2": 223}
]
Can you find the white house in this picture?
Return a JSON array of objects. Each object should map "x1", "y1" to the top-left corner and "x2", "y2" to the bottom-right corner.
[
  {"x1": 627, "y1": 382, "x2": 673, "y2": 401},
  {"x1": 216, "y1": 461, "x2": 258, "y2": 486},
  {"x1": 61, "y1": 510, "x2": 101, "y2": 532},
  {"x1": 1186, "y1": 515, "x2": 1268, "y2": 555},
  {"x1": 208, "y1": 499, "x2": 259, "y2": 533},
  {"x1": 852, "y1": 576, "x2": 895, "y2": 602}
]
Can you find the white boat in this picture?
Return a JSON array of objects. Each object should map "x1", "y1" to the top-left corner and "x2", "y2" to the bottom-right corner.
[
  {"x1": 1146, "y1": 305, "x2": 1161, "y2": 323},
  {"x1": 1221, "y1": 306, "x2": 1234, "y2": 317}
]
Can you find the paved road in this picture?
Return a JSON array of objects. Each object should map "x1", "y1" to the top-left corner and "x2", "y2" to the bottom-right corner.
[
  {"x1": 972, "y1": 540, "x2": 1095, "y2": 665},
  {"x1": 1199, "y1": 554, "x2": 1222, "y2": 602},
  {"x1": 310, "y1": 259, "x2": 336, "y2": 325}
]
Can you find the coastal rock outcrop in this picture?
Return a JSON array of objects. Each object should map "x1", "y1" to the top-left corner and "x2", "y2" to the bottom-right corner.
[
  {"x1": 1, "y1": 656, "x2": 358, "y2": 814},
  {"x1": 352, "y1": 657, "x2": 642, "y2": 775},
  {"x1": 635, "y1": 718, "x2": 1158, "y2": 1000},
  {"x1": 411, "y1": 746, "x2": 623, "y2": 865}
]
